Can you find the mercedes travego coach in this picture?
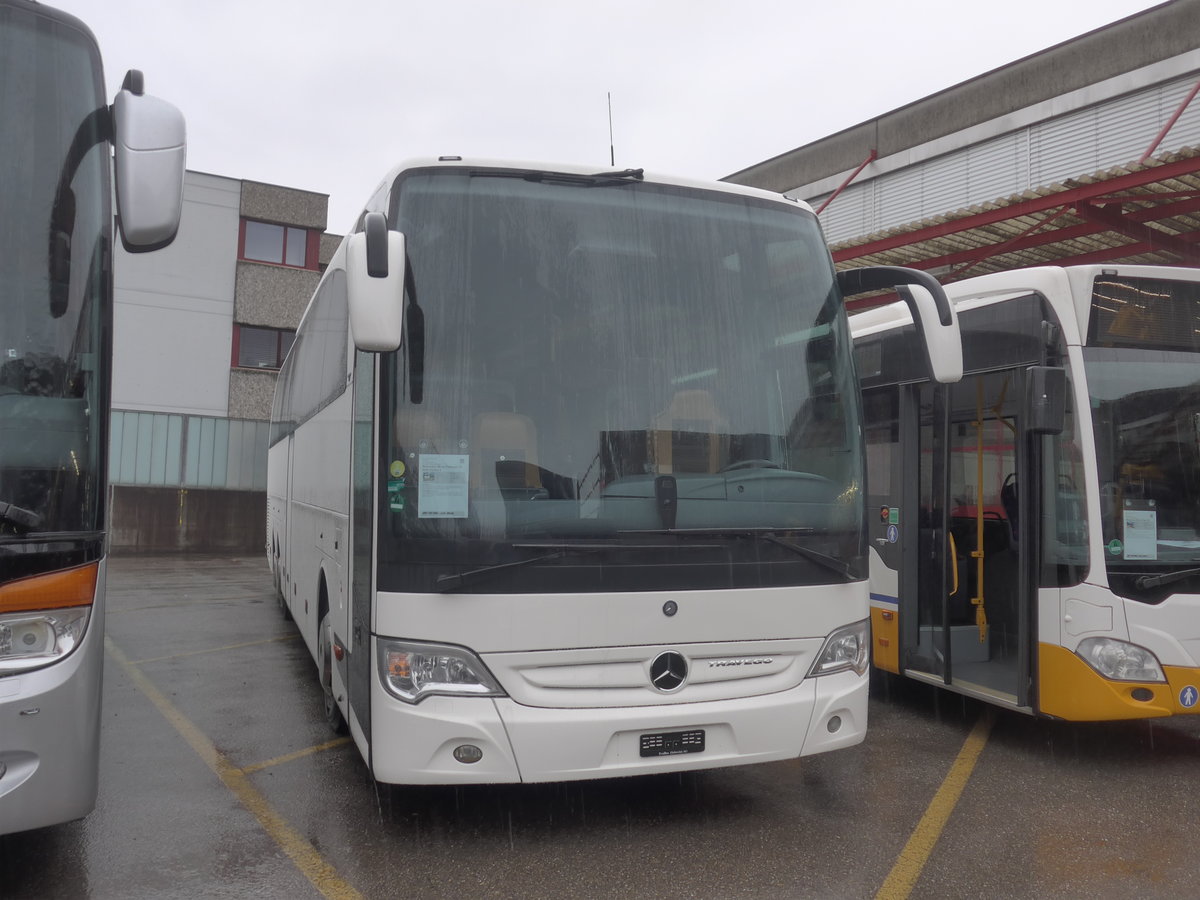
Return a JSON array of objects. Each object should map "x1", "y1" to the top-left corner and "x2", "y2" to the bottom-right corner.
[{"x1": 267, "y1": 158, "x2": 960, "y2": 784}]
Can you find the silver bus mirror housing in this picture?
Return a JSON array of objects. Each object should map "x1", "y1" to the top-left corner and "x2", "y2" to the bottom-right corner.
[
  {"x1": 111, "y1": 70, "x2": 186, "y2": 252},
  {"x1": 896, "y1": 282, "x2": 963, "y2": 384},
  {"x1": 837, "y1": 266, "x2": 963, "y2": 384},
  {"x1": 347, "y1": 212, "x2": 406, "y2": 352}
]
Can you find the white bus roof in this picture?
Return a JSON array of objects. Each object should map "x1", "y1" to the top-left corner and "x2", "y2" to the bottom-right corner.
[
  {"x1": 849, "y1": 264, "x2": 1200, "y2": 344},
  {"x1": 369, "y1": 157, "x2": 814, "y2": 214}
]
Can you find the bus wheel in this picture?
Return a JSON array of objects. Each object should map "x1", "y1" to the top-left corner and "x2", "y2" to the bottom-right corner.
[
  {"x1": 276, "y1": 576, "x2": 291, "y2": 620},
  {"x1": 319, "y1": 613, "x2": 348, "y2": 735}
]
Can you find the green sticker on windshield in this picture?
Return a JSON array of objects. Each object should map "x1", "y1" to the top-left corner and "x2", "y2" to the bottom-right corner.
[
  {"x1": 1107, "y1": 538, "x2": 1123, "y2": 556},
  {"x1": 388, "y1": 479, "x2": 406, "y2": 511}
]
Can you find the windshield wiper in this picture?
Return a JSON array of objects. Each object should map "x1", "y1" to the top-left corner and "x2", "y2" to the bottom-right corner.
[
  {"x1": 470, "y1": 168, "x2": 644, "y2": 187},
  {"x1": 1136, "y1": 567, "x2": 1200, "y2": 590},
  {"x1": 619, "y1": 527, "x2": 855, "y2": 582},
  {"x1": 436, "y1": 553, "x2": 555, "y2": 593},
  {"x1": 760, "y1": 532, "x2": 856, "y2": 581},
  {"x1": 435, "y1": 537, "x2": 703, "y2": 593},
  {"x1": 0, "y1": 501, "x2": 42, "y2": 533},
  {"x1": 584, "y1": 168, "x2": 645, "y2": 182}
]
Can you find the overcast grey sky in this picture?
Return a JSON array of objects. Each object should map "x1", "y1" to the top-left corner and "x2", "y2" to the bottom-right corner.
[{"x1": 55, "y1": 0, "x2": 1164, "y2": 233}]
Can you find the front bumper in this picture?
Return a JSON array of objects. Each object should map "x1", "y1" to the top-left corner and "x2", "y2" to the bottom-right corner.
[{"x1": 368, "y1": 666, "x2": 867, "y2": 785}]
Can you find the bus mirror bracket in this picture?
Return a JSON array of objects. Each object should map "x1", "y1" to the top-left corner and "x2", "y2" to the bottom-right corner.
[
  {"x1": 347, "y1": 212, "x2": 406, "y2": 353},
  {"x1": 838, "y1": 266, "x2": 962, "y2": 384},
  {"x1": 1025, "y1": 366, "x2": 1066, "y2": 435},
  {"x1": 111, "y1": 70, "x2": 186, "y2": 253}
]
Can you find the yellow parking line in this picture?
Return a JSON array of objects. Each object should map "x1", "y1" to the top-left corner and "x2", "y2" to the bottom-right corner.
[
  {"x1": 875, "y1": 709, "x2": 995, "y2": 900},
  {"x1": 243, "y1": 737, "x2": 354, "y2": 775},
  {"x1": 130, "y1": 633, "x2": 300, "y2": 666},
  {"x1": 106, "y1": 637, "x2": 362, "y2": 900}
]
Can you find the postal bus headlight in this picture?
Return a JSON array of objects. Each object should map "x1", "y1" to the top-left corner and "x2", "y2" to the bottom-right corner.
[
  {"x1": 0, "y1": 609, "x2": 90, "y2": 672},
  {"x1": 377, "y1": 638, "x2": 506, "y2": 704},
  {"x1": 0, "y1": 564, "x2": 96, "y2": 674},
  {"x1": 1075, "y1": 637, "x2": 1166, "y2": 683},
  {"x1": 808, "y1": 619, "x2": 870, "y2": 677}
]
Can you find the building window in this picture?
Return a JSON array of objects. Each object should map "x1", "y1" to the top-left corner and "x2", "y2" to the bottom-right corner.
[
  {"x1": 240, "y1": 219, "x2": 315, "y2": 268},
  {"x1": 233, "y1": 325, "x2": 295, "y2": 369}
]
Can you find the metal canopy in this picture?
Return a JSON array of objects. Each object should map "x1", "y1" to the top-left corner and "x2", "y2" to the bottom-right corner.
[{"x1": 833, "y1": 146, "x2": 1200, "y2": 310}]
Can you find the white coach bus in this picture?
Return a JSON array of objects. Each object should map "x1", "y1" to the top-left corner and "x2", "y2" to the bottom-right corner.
[
  {"x1": 267, "y1": 158, "x2": 959, "y2": 784},
  {"x1": 853, "y1": 265, "x2": 1200, "y2": 721},
  {"x1": 1, "y1": 0, "x2": 184, "y2": 834}
]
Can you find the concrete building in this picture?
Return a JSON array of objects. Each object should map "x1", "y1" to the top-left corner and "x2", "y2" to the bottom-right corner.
[
  {"x1": 110, "y1": 172, "x2": 340, "y2": 552},
  {"x1": 727, "y1": 0, "x2": 1200, "y2": 306}
]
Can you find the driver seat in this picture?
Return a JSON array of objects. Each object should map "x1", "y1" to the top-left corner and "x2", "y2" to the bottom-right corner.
[{"x1": 652, "y1": 389, "x2": 727, "y2": 474}]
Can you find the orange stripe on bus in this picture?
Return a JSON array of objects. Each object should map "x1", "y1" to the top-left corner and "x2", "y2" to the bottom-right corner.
[{"x1": 0, "y1": 563, "x2": 98, "y2": 614}]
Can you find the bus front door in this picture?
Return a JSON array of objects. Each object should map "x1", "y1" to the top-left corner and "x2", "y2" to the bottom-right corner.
[
  {"x1": 906, "y1": 372, "x2": 1029, "y2": 707},
  {"x1": 903, "y1": 381, "x2": 950, "y2": 683}
]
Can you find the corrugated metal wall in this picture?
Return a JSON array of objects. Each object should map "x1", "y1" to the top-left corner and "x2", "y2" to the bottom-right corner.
[
  {"x1": 109, "y1": 410, "x2": 268, "y2": 490},
  {"x1": 812, "y1": 72, "x2": 1200, "y2": 244}
]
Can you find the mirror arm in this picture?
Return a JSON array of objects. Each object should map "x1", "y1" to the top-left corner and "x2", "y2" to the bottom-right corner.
[
  {"x1": 836, "y1": 266, "x2": 953, "y2": 325},
  {"x1": 364, "y1": 211, "x2": 389, "y2": 277},
  {"x1": 48, "y1": 106, "x2": 110, "y2": 317}
]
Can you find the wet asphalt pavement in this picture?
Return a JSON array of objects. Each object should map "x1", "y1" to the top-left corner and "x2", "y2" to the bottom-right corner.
[{"x1": 2, "y1": 555, "x2": 1199, "y2": 899}]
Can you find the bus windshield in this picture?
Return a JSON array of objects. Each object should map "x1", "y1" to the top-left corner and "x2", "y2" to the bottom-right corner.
[
  {"x1": 0, "y1": 6, "x2": 110, "y2": 544},
  {"x1": 378, "y1": 168, "x2": 864, "y2": 593},
  {"x1": 1086, "y1": 276, "x2": 1200, "y2": 597}
]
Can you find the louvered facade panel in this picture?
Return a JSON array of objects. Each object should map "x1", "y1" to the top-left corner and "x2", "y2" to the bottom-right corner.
[
  {"x1": 1156, "y1": 74, "x2": 1200, "y2": 148},
  {"x1": 814, "y1": 70, "x2": 1200, "y2": 248},
  {"x1": 871, "y1": 166, "x2": 929, "y2": 233},
  {"x1": 814, "y1": 182, "x2": 873, "y2": 244},
  {"x1": 918, "y1": 152, "x2": 973, "y2": 217},
  {"x1": 1029, "y1": 105, "x2": 1102, "y2": 186},
  {"x1": 1096, "y1": 85, "x2": 1169, "y2": 164},
  {"x1": 965, "y1": 132, "x2": 1026, "y2": 208}
]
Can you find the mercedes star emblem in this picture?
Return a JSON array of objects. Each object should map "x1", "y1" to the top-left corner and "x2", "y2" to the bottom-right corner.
[{"x1": 649, "y1": 651, "x2": 688, "y2": 692}]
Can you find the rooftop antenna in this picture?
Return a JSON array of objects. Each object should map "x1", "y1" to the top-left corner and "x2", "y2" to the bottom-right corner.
[{"x1": 608, "y1": 92, "x2": 615, "y2": 166}]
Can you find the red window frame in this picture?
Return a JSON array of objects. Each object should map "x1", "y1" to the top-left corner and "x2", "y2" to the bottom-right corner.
[
  {"x1": 231, "y1": 324, "x2": 295, "y2": 370},
  {"x1": 238, "y1": 218, "x2": 319, "y2": 270}
]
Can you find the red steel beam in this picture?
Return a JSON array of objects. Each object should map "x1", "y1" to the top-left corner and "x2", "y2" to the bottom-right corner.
[
  {"x1": 832, "y1": 154, "x2": 1200, "y2": 263},
  {"x1": 842, "y1": 223, "x2": 1200, "y2": 308},
  {"x1": 815, "y1": 149, "x2": 878, "y2": 215},
  {"x1": 1073, "y1": 200, "x2": 1200, "y2": 263},
  {"x1": 877, "y1": 193, "x2": 1200, "y2": 273},
  {"x1": 976, "y1": 225, "x2": 1200, "y2": 269},
  {"x1": 945, "y1": 206, "x2": 1076, "y2": 281},
  {"x1": 1140, "y1": 77, "x2": 1200, "y2": 164}
]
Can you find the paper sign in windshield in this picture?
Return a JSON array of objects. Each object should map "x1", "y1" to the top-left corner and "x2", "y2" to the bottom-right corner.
[
  {"x1": 418, "y1": 454, "x2": 469, "y2": 518},
  {"x1": 1122, "y1": 508, "x2": 1157, "y2": 560}
]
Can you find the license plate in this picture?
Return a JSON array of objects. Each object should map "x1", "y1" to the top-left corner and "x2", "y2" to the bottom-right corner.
[{"x1": 639, "y1": 729, "x2": 705, "y2": 757}]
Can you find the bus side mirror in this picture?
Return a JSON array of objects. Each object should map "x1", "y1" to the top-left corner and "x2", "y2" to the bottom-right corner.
[
  {"x1": 347, "y1": 212, "x2": 406, "y2": 352},
  {"x1": 837, "y1": 266, "x2": 962, "y2": 384},
  {"x1": 1026, "y1": 366, "x2": 1066, "y2": 435},
  {"x1": 111, "y1": 70, "x2": 186, "y2": 252},
  {"x1": 896, "y1": 282, "x2": 962, "y2": 384}
]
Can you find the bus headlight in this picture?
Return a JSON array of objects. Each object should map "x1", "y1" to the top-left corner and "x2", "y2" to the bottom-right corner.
[
  {"x1": 0, "y1": 608, "x2": 90, "y2": 674},
  {"x1": 808, "y1": 619, "x2": 869, "y2": 677},
  {"x1": 377, "y1": 639, "x2": 506, "y2": 704},
  {"x1": 1075, "y1": 637, "x2": 1166, "y2": 683}
]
